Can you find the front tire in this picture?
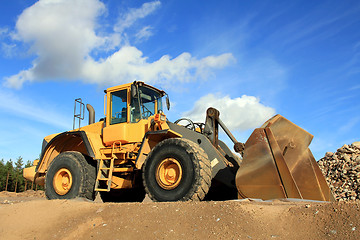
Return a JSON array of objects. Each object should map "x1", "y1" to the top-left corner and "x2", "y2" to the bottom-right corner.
[
  {"x1": 45, "y1": 151, "x2": 96, "y2": 200},
  {"x1": 142, "y1": 138, "x2": 211, "y2": 202}
]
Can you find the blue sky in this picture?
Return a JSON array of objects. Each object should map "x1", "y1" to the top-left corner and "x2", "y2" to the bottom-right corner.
[{"x1": 0, "y1": 0, "x2": 359, "y2": 163}]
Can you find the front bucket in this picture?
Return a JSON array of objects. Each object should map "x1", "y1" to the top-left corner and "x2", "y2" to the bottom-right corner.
[{"x1": 235, "y1": 115, "x2": 334, "y2": 201}]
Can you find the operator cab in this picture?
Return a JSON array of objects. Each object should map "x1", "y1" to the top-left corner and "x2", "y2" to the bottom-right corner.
[
  {"x1": 129, "y1": 84, "x2": 164, "y2": 123},
  {"x1": 102, "y1": 81, "x2": 168, "y2": 145}
]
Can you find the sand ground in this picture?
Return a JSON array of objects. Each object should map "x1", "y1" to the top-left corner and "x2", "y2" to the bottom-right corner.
[{"x1": 0, "y1": 190, "x2": 359, "y2": 240}]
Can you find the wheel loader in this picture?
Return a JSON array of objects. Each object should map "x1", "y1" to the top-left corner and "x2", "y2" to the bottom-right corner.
[{"x1": 23, "y1": 81, "x2": 334, "y2": 202}]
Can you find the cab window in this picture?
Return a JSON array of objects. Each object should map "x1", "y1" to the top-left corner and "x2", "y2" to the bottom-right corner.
[
  {"x1": 110, "y1": 89, "x2": 127, "y2": 124},
  {"x1": 138, "y1": 86, "x2": 162, "y2": 118},
  {"x1": 127, "y1": 85, "x2": 164, "y2": 123}
]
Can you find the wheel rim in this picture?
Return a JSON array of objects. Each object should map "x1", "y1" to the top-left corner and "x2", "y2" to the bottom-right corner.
[
  {"x1": 53, "y1": 168, "x2": 73, "y2": 195},
  {"x1": 156, "y1": 158, "x2": 183, "y2": 190}
]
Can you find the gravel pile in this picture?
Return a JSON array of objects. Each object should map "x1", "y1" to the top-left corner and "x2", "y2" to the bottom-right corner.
[{"x1": 318, "y1": 142, "x2": 360, "y2": 201}]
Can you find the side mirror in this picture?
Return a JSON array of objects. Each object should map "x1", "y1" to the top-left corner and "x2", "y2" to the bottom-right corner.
[
  {"x1": 131, "y1": 84, "x2": 137, "y2": 98},
  {"x1": 166, "y1": 95, "x2": 170, "y2": 110}
]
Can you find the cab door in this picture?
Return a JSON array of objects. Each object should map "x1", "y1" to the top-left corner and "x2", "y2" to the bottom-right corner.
[{"x1": 102, "y1": 87, "x2": 147, "y2": 146}]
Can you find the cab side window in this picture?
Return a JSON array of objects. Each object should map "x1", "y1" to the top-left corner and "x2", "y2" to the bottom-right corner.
[{"x1": 111, "y1": 90, "x2": 127, "y2": 124}]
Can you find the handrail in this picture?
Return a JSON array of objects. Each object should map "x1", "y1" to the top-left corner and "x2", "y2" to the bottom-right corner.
[{"x1": 73, "y1": 98, "x2": 85, "y2": 130}]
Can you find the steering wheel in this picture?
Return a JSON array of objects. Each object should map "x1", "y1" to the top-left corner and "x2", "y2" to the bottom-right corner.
[
  {"x1": 142, "y1": 110, "x2": 152, "y2": 118},
  {"x1": 174, "y1": 118, "x2": 196, "y2": 131},
  {"x1": 142, "y1": 105, "x2": 153, "y2": 118}
]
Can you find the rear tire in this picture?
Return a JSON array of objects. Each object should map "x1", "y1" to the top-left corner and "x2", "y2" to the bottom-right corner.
[
  {"x1": 143, "y1": 138, "x2": 211, "y2": 202},
  {"x1": 45, "y1": 151, "x2": 96, "y2": 200}
]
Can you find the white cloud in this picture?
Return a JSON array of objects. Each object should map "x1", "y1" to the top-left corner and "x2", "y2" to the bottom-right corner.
[
  {"x1": 1, "y1": 43, "x2": 17, "y2": 58},
  {"x1": 114, "y1": 1, "x2": 161, "y2": 33},
  {"x1": 182, "y1": 94, "x2": 276, "y2": 131},
  {"x1": 0, "y1": 27, "x2": 8, "y2": 36},
  {"x1": 0, "y1": 27, "x2": 18, "y2": 58},
  {"x1": 135, "y1": 26, "x2": 153, "y2": 42},
  {"x1": 5, "y1": 0, "x2": 106, "y2": 87},
  {"x1": 4, "y1": 69, "x2": 34, "y2": 89},
  {"x1": 82, "y1": 48, "x2": 235, "y2": 86},
  {"x1": 3, "y1": 0, "x2": 234, "y2": 89},
  {"x1": 0, "y1": 89, "x2": 70, "y2": 129}
]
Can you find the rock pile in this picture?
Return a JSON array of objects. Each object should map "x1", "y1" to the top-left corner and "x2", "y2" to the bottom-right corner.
[{"x1": 318, "y1": 142, "x2": 360, "y2": 201}]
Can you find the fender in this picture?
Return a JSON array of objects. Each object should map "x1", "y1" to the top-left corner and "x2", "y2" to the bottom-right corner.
[
  {"x1": 36, "y1": 131, "x2": 96, "y2": 173},
  {"x1": 135, "y1": 129, "x2": 182, "y2": 169}
]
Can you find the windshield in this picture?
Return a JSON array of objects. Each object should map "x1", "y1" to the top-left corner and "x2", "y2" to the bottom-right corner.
[{"x1": 130, "y1": 85, "x2": 163, "y2": 122}]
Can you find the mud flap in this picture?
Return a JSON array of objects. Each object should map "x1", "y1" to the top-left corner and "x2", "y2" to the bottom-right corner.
[{"x1": 235, "y1": 115, "x2": 334, "y2": 201}]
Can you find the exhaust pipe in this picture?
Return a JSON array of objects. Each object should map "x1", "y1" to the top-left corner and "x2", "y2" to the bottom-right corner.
[{"x1": 86, "y1": 104, "x2": 95, "y2": 125}]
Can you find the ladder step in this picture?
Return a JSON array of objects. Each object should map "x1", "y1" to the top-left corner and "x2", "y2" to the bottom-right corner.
[
  {"x1": 113, "y1": 167, "x2": 134, "y2": 172},
  {"x1": 98, "y1": 178, "x2": 110, "y2": 181},
  {"x1": 95, "y1": 158, "x2": 115, "y2": 192},
  {"x1": 95, "y1": 188, "x2": 109, "y2": 192}
]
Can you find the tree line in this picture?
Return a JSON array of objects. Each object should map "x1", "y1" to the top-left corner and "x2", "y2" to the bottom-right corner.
[{"x1": 0, "y1": 157, "x2": 44, "y2": 192}]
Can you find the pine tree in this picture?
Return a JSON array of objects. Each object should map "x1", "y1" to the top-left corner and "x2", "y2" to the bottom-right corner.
[
  {"x1": 24, "y1": 160, "x2": 33, "y2": 191},
  {"x1": 4, "y1": 160, "x2": 14, "y2": 191},
  {"x1": 0, "y1": 158, "x2": 44, "y2": 192},
  {"x1": 14, "y1": 157, "x2": 24, "y2": 192},
  {"x1": 0, "y1": 159, "x2": 5, "y2": 191}
]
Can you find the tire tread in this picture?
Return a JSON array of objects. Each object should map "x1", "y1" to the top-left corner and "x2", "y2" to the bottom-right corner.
[
  {"x1": 143, "y1": 138, "x2": 212, "y2": 202},
  {"x1": 45, "y1": 151, "x2": 96, "y2": 200}
]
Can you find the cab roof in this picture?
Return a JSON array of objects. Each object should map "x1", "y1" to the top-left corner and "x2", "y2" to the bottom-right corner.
[{"x1": 105, "y1": 81, "x2": 166, "y2": 96}]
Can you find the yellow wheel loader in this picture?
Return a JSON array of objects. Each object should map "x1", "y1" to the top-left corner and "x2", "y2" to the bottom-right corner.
[{"x1": 23, "y1": 81, "x2": 334, "y2": 202}]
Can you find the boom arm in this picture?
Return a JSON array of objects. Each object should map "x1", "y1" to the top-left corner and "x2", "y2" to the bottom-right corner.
[{"x1": 203, "y1": 107, "x2": 244, "y2": 154}]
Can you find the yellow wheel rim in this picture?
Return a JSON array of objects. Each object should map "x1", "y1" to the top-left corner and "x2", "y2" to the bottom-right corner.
[
  {"x1": 53, "y1": 168, "x2": 73, "y2": 195},
  {"x1": 156, "y1": 158, "x2": 183, "y2": 190}
]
